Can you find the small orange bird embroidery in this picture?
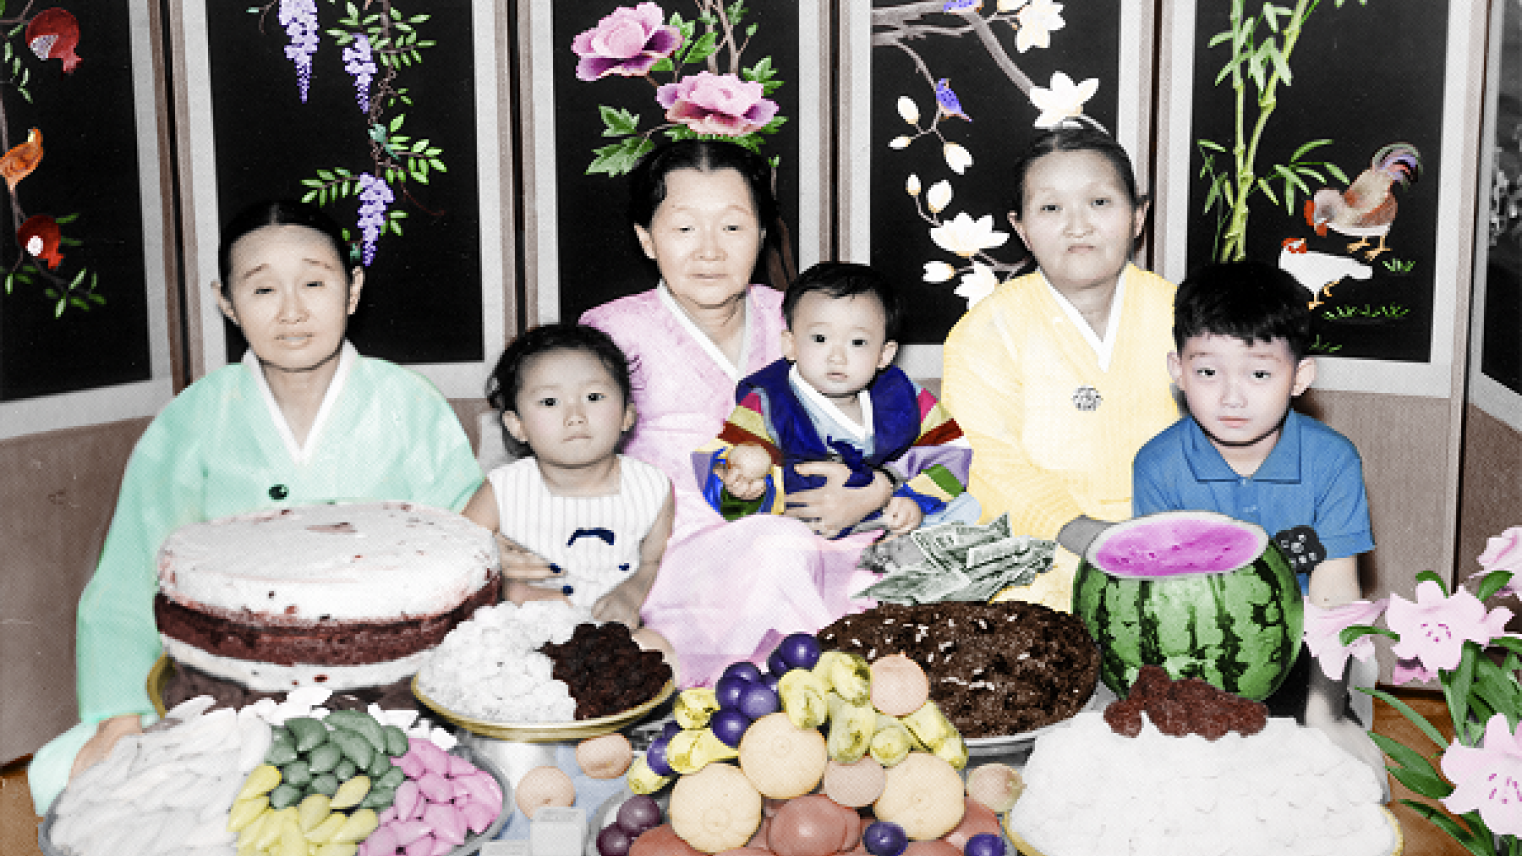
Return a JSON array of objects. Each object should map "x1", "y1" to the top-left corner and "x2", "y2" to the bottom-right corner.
[{"x1": 0, "y1": 128, "x2": 44, "y2": 194}]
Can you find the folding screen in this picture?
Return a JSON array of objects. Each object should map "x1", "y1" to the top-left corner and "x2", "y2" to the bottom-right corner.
[
  {"x1": 837, "y1": 0, "x2": 1154, "y2": 379},
  {"x1": 519, "y1": 0, "x2": 822, "y2": 326},
  {"x1": 175, "y1": 0, "x2": 510, "y2": 397},
  {"x1": 0, "y1": 3, "x2": 173, "y2": 437},
  {"x1": 1156, "y1": 0, "x2": 1485, "y2": 397}
]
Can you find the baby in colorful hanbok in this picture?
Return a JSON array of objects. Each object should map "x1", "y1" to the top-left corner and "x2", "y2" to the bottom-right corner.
[{"x1": 702, "y1": 262, "x2": 979, "y2": 539}]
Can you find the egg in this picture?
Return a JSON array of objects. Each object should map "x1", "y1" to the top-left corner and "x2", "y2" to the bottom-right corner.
[
  {"x1": 738, "y1": 712, "x2": 829, "y2": 799},
  {"x1": 669, "y1": 762, "x2": 763, "y2": 853},
  {"x1": 577, "y1": 733, "x2": 633, "y2": 779},
  {"x1": 823, "y1": 756, "x2": 886, "y2": 808},
  {"x1": 940, "y1": 796, "x2": 1002, "y2": 850},
  {"x1": 869, "y1": 653, "x2": 930, "y2": 716},
  {"x1": 965, "y1": 762, "x2": 1024, "y2": 813},
  {"x1": 767, "y1": 794, "x2": 852, "y2": 856},
  {"x1": 514, "y1": 765, "x2": 575, "y2": 819},
  {"x1": 873, "y1": 752, "x2": 965, "y2": 841}
]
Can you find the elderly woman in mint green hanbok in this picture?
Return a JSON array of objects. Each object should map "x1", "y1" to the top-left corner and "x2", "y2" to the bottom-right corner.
[{"x1": 28, "y1": 200, "x2": 482, "y2": 813}]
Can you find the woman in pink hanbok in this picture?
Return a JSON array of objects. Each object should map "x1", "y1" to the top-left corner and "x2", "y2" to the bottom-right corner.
[{"x1": 581, "y1": 140, "x2": 890, "y2": 686}]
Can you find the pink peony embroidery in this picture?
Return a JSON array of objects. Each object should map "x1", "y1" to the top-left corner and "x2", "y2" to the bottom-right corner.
[
  {"x1": 572, "y1": 2, "x2": 681, "y2": 81},
  {"x1": 656, "y1": 71, "x2": 779, "y2": 136},
  {"x1": 1442, "y1": 713, "x2": 1522, "y2": 836},
  {"x1": 1387, "y1": 579, "x2": 1512, "y2": 675}
]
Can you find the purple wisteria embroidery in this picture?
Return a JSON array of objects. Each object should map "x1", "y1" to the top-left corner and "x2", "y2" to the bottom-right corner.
[
  {"x1": 356, "y1": 173, "x2": 394, "y2": 266},
  {"x1": 343, "y1": 34, "x2": 376, "y2": 113},
  {"x1": 253, "y1": 0, "x2": 445, "y2": 268},
  {"x1": 279, "y1": 0, "x2": 319, "y2": 103}
]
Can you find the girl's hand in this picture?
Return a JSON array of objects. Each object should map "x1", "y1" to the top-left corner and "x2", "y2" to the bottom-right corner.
[
  {"x1": 881, "y1": 497, "x2": 923, "y2": 539},
  {"x1": 71, "y1": 714, "x2": 142, "y2": 780},
  {"x1": 783, "y1": 462, "x2": 893, "y2": 538},
  {"x1": 592, "y1": 580, "x2": 644, "y2": 629},
  {"x1": 495, "y1": 533, "x2": 557, "y2": 581},
  {"x1": 504, "y1": 579, "x2": 571, "y2": 607}
]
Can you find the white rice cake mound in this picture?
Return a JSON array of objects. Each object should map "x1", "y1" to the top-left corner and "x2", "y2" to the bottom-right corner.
[
  {"x1": 1007, "y1": 711, "x2": 1395, "y2": 856},
  {"x1": 416, "y1": 599, "x2": 585, "y2": 723}
]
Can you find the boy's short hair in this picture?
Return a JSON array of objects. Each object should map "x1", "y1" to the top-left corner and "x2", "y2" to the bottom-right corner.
[
  {"x1": 1173, "y1": 260, "x2": 1312, "y2": 362},
  {"x1": 782, "y1": 261, "x2": 902, "y2": 342}
]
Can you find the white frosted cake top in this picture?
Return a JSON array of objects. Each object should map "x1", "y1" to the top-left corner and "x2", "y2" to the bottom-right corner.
[{"x1": 158, "y1": 501, "x2": 497, "y2": 622}]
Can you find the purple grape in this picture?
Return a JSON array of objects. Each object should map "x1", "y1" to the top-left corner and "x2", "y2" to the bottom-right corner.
[
  {"x1": 710, "y1": 708, "x2": 750, "y2": 748},
  {"x1": 659, "y1": 720, "x2": 682, "y2": 741},
  {"x1": 615, "y1": 794, "x2": 664, "y2": 836},
  {"x1": 737, "y1": 682, "x2": 780, "y2": 720},
  {"x1": 766, "y1": 647, "x2": 791, "y2": 676},
  {"x1": 964, "y1": 833, "x2": 1006, "y2": 856},
  {"x1": 715, "y1": 674, "x2": 750, "y2": 710},
  {"x1": 597, "y1": 823, "x2": 632, "y2": 856},
  {"x1": 646, "y1": 736, "x2": 674, "y2": 777},
  {"x1": 720, "y1": 661, "x2": 764, "y2": 685},
  {"x1": 777, "y1": 632, "x2": 823, "y2": 670},
  {"x1": 862, "y1": 821, "x2": 908, "y2": 856},
  {"x1": 761, "y1": 670, "x2": 781, "y2": 694}
]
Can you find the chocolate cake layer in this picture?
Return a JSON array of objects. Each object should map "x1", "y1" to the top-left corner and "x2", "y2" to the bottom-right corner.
[
  {"x1": 154, "y1": 573, "x2": 500, "y2": 667},
  {"x1": 817, "y1": 600, "x2": 1099, "y2": 738}
]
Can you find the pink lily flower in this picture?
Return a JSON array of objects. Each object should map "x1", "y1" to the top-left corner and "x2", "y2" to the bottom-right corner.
[
  {"x1": 1391, "y1": 656, "x2": 1439, "y2": 686},
  {"x1": 1442, "y1": 712, "x2": 1522, "y2": 836},
  {"x1": 1468, "y1": 526, "x2": 1522, "y2": 598},
  {"x1": 1303, "y1": 597, "x2": 1389, "y2": 680},
  {"x1": 1387, "y1": 580, "x2": 1513, "y2": 674}
]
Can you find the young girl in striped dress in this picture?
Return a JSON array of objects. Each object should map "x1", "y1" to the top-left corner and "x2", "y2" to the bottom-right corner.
[{"x1": 463, "y1": 323, "x2": 675, "y2": 663}]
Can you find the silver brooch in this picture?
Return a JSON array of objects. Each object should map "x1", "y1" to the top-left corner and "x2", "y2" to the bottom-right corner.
[{"x1": 1073, "y1": 385, "x2": 1101, "y2": 411}]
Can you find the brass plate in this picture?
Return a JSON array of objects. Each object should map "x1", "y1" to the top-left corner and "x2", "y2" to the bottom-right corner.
[{"x1": 412, "y1": 675, "x2": 675, "y2": 742}]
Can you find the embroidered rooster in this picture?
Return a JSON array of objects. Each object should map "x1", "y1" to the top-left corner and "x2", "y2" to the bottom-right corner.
[
  {"x1": 1278, "y1": 236, "x2": 1371, "y2": 308},
  {"x1": 1304, "y1": 143, "x2": 1421, "y2": 260}
]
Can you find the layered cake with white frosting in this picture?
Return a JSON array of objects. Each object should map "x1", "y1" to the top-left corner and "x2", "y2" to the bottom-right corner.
[{"x1": 154, "y1": 501, "x2": 500, "y2": 692}]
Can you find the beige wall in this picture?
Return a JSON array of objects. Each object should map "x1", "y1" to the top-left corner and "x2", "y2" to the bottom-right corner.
[{"x1": 1458, "y1": 405, "x2": 1522, "y2": 575}]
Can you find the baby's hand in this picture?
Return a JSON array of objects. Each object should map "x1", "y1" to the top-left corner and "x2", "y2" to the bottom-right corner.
[
  {"x1": 718, "y1": 444, "x2": 772, "y2": 501},
  {"x1": 880, "y1": 496, "x2": 923, "y2": 539},
  {"x1": 592, "y1": 580, "x2": 643, "y2": 630},
  {"x1": 494, "y1": 533, "x2": 557, "y2": 581}
]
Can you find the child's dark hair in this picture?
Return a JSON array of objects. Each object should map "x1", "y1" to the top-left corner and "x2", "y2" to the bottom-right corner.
[
  {"x1": 218, "y1": 199, "x2": 353, "y2": 293},
  {"x1": 628, "y1": 138, "x2": 794, "y2": 287},
  {"x1": 1009, "y1": 127, "x2": 1145, "y2": 218},
  {"x1": 1173, "y1": 261, "x2": 1312, "y2": 362},
  {"x1": 781, "y1": 262, "x2": 903, "y2": 342},
  {"x1": 485, "y1": 323, "x2": 634, "y2": 456}
]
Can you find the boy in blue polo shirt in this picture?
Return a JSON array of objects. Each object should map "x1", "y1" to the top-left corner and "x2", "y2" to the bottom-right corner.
[{"x1": 1131, "y1": 260, "x2": 1384, "y2": 790}]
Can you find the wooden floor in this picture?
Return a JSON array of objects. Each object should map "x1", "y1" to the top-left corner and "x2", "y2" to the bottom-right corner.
[{"x1": 0, "y1": 691, "x2": 1479, "y2": 855}]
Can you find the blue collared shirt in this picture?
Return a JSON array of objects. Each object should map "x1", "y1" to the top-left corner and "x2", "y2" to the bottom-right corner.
[{"x1": 1133, "y1": 410, "x2": 1374, "y2": 591}]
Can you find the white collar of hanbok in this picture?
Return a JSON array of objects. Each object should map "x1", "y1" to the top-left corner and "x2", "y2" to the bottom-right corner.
[
  {"x1": 656, "y1": 281, "x2": 750, "y2": 384},
  {"x1": 1040, "y1": 269, "x2": 1126, "y2": 372},
  {"x1": 241, "y1": 341, "x2": 357, "y2": 464},
  {"x1": 789, "y1": 363, "x2": 873, "y2": 444}
]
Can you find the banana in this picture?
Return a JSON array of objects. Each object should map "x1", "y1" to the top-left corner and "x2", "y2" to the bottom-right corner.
[
  {"x1": 825, "y1": 691, "x2": 877, "y2": 765},
  {"x1": 868, "y1": 713, "x2": 918, "y2": 767},
  {"x1": 901, "y1": 701, "x2": 967, "y2": 770},
  {"x1": 813, "y1": 651, "x2": 871, "y2": 705},
  {"x1": 674, "y1": 687, "x2": 721, "y2": 730},
  {"x1": 777, "y1": 668, "x2": 830, "y2": 729},
  {"x1": 626, "y1": 754, "x2": 673, "y2": 795}
]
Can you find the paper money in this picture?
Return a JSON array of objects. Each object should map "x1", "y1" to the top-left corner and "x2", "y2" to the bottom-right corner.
[{"x1": 860, "y1": 515, "x2": 1052, "y2": 605}]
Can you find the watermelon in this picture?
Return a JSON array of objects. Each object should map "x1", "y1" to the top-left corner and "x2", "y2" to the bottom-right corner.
[{"x1": 1073, "y1": 511, "x2": 1303, "y2": 701}]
